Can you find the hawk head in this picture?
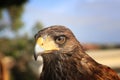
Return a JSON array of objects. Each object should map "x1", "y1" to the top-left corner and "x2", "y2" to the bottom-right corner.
[
  {"x1": 34, "y1": 25, "x2": 80, "y2": 60},
  {"x1": 34, "y1": 25, "x2": 120, "y2": 80}
]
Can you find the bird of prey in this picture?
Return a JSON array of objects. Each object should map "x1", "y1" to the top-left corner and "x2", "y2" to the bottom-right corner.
[{"x1": 34, "y1": 25, "x2": 120, "y2": 80}]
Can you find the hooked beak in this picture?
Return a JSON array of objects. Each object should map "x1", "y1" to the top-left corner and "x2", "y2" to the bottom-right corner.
[
  {"x1": 34, "y1": 38, "x2": 45, "y2": 60},
  {"x1": 34, "y1": 36, "x2": 59, "y2": 61},
  {"x1": 34, "y1": 52, "x2": 37, "y2": 61},
  {"x1": 34, "y1": 37, "x2": 45, "y2": 60},
  {"x1": 34, "y1": 43, "x2": 44, "y2": 60}
]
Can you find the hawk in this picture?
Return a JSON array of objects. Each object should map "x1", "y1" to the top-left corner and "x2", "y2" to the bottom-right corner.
[{"x1": 34, "y1": 25, "x2": 120, "y2": 80}]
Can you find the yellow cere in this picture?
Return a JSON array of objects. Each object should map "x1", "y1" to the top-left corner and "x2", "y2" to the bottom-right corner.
[{"x1": 37, "y1": 36, "x2": 59, "y2": 51}]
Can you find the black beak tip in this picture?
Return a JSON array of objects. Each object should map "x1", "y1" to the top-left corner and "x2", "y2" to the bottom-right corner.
[{"x1": 34, "y1": 53, "x2": 37, "y2": 61}]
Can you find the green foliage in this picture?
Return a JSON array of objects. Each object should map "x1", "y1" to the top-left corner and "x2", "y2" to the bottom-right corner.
[
  {"x1": 0, "y1": 9, "x2": 2, "y2": 19},
  {"x1": 0, "y1": 37, "x2": 34, "y2": 58},
  {"x1": 33, "y1": 22, "x2": 44, "y2": 33},
  {"x1": 8, "y1": 6, "x2": 24, "y2": 30},
  {"x1": 0, "y1": 37, "x2": 37, "y2": 80},
  {"x1": 0, "y1": 0, "x2": 28, "y2": 31},
  {"x1": 0, "y1": 0, "x2": 28, "y2": 8}
]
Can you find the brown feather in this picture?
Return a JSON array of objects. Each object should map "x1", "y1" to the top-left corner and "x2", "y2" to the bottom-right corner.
[
  {"x1": 40, "y1": 47, "x2": 120, "y2": 80},
  {"x1": 35, "y1": 25, "x2": 120, "y2": 80}
]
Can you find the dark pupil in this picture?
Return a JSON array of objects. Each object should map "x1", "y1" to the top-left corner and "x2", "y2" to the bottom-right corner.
[{"x1": 58, "y1": 37, "x2": 63, "y2": 41}]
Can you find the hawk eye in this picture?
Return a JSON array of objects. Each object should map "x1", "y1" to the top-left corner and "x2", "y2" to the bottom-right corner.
[{"x1": 55, "y1": 36, "x2": 66, "y2": 44}]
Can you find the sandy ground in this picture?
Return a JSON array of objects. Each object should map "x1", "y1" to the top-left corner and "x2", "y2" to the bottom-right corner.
[{"x1": 87, "y1": 49, "x2": 120, "y2": 68}]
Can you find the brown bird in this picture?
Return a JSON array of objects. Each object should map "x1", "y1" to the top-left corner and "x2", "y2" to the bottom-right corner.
[{"x1": 34, "y1": 25, "x2": 120, "y2": 80}]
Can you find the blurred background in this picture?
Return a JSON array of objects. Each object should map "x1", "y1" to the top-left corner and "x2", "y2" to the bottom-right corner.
[{"x1": 0, "y1": 0, "x2": 120, "y2": 80}]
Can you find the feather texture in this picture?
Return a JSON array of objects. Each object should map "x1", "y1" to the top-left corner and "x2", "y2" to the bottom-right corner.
[
  {"x1": 34, "y1": 25, "x2": 120, "y2": 80},
  {"x1": 40, "y1": 47, "x2": 120, "y2": 80}
]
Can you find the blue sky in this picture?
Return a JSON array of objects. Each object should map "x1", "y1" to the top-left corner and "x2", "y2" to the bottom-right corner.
[
  {"x1": 23, "y1": 0, "x2": 120, "y2": 44},
  {"x1": 1, "y1": 0, "x2": 120, "y2": 44}
]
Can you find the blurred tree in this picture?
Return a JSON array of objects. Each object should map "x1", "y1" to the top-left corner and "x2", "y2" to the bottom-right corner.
[
  {"x1": 0, "y1": 38, "x2": 37, "y2": 80},
  {"x1": 0, "y1": 0, "x2": 28, "y2": 31},
  {"x1": 0, "y1": 9, "x2": 2, "y2": 19},
  {"x1": 8, "y1": 6, "x2": 24, "y2": 31},
  {"x1": 32, "y1": 21, "x2": 44, "y2": 36},
  {"x1": 0, "y1": 0, "x2": 28, "y2": 8},
  {"x1": 0, "y1": 1, "x2": 43, "y2": 80}
]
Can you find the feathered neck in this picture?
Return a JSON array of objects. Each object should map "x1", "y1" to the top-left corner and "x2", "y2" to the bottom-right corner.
[
  {"x1": 39, "y1": 45, "x2": 120, "y2": 80},
  {"x1": 40, "y1": 46, "x2": 98, "y2": 80}
]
